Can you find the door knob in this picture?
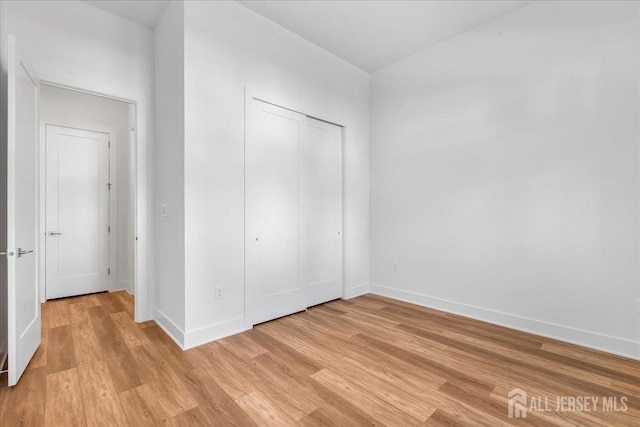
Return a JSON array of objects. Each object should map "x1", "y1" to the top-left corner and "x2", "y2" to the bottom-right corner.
[
  {"x1": 48, "y1": 231, "x2": 62, "y2": 236},
  {"x1": 17, "y1": 248, "x2": 33, "y2": 258}
]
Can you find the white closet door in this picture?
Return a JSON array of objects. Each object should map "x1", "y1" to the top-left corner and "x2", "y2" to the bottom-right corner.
[
  {"x1": 301, "y1": 117, "x2": 343, "y2": 307},
  {"x1": 245, "y1": 99, "x2": 307, "y2": 326}
]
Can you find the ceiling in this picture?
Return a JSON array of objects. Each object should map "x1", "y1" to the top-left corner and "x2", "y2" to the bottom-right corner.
[
  {"x1": 82, "y1": 0, "x2": 169, "y2": 29},
  {"x1": 82, "y1": 0, "x2": 530, "y2": 73},
  {"x1": 237, "y1": 0, "x2": 530, "y2": 73}
]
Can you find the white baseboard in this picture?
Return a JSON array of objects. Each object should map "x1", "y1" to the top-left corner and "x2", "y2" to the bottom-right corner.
[
  {"x1": 344, "y1": 283, "x2": 370, "y2": 299},
  {"x1": 143, "y1": 306, "x2": 154, "y2": 322},
  {"x1": 153, "y1": 307, "x2": 185, "y2": 349},
  {"x1": 183, "y1": 317, "x2": 248, "y2": 350},
  {"x1": 370, "y1": 283, "x2": 640, "y2": 361},
  {"x1": 152, "y1": 308, "x2": 249, "y2": 351},
  {"x1": 116, "y1": 280, "x2": 130, "y2": 293}
]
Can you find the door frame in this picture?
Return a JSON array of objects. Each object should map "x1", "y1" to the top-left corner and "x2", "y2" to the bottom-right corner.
[
  {"x1": 36, "y1": 81, "x2": 143, "y2": 321},
  {"x1": 243, "y1": 88, "x2": 346, "y2": 328},
  {"x1": 42, "y1": 124, "x2": 117, "y2": 298}
]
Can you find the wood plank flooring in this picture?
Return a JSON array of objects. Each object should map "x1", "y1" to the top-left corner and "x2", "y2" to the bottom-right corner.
[{"x1": 1, "y1": 291, "x2": 639, "y2": 426}]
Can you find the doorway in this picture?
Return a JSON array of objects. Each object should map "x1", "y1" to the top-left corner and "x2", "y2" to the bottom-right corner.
[{"x1": 39, "y1": 84, "x2": 136, "y2": 306}]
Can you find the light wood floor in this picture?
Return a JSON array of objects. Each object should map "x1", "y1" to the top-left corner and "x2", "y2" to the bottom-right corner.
[{"x1": 1, "y1": 291, "x2": 639, "y2": 426}]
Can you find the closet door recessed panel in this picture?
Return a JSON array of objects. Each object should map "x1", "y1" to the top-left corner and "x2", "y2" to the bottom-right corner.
[
  {"x1": 245, "y1": 99, "x2": 307, "y2": 326},
  {"x1": 301, "y1": 117, "x2": 343, "y2": 307}
]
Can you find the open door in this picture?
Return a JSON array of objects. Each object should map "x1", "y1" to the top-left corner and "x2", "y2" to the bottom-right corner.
[{"x1": 4, "y1": 34, "x2": 40, "y2": 386}]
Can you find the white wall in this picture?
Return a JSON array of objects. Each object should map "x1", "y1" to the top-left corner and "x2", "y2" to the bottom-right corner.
[
  {"x1": 154, "y1": 1, "x2": 186, "y2": 337},
  {"x1": 180, "y1": 1, "x2": 370, "y2": 348},
  {"x1": 370, "y1": 0, "x2": 640, "y2": 359},
  {"x1": 39, "y1": 84, "x2": 134, "y2": 293},
  {"x1": 4, "y1": 0, "x2": 155, "y2": 321}
]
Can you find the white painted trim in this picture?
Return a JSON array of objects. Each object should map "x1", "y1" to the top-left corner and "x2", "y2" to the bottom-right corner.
[
  {"x1": 153, "y1": 307, "x2": 185, "y2": 349},
  {"x1": 183, "y1": 317, "x2": 248, "y2": 350},
  {"x1": 108, "y1": 131, "x2": 118, "y2": 292},
  {"x1": 146, "y1": 307, "x2": 156, "y2": 322},
  {"x1": 340, "y1": 125, "x2": 348, "y2": 301},
  {"x1": 343, "y1": 283, "x2": 370, "y2": 300},
  {"x1": 154, "y1": 309, "x2": 249, "y2": 351},
  {"x1": 369, "y1": 283, "x2": 640, "y2": 361},
  {"x1": 37, "y1": 123, "x2": 45, "y2": 303},
  {"x1": 41, "y1": 81, "x2": 136, "y2": 105},
  {"x1": 243, "y1": 87, "x2": 248, "y2": 330},
  {"x1": 128, "y1": 127, "x2": 135, "y2": 298},
  {"x1": 116, "y1": 280, "x2": 131, "y2": 293}
]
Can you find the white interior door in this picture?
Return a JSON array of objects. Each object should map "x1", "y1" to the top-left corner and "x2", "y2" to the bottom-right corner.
[
  {"x1": 245, "y1": 98, "x2": 307, "y2": 326},
  {"x1": 301, "y1": 117, "x2": 343, "y2": 307},
  {"x1": 5, "y1": 34, "x2": 40, "y2": 387},
  {"x1": 45, "y1": 125, "x2": 110, "y2": 299}
]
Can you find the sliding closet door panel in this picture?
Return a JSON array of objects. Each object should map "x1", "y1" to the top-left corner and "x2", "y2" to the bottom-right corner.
[
  {"x1": 245, "y1": 99, "x2": 307, "y2": 326},
  {"x1": 301, "y1": 117, "x2": 343, "y2": 307}
]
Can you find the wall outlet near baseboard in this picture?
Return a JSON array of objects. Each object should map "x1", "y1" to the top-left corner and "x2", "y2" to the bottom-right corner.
[
  {"x1": 215, "y1": 286, "x2": 224, "y2": 300},
  {"x1": 392, "y1": 262, "x2": 400, "y2": 273}
]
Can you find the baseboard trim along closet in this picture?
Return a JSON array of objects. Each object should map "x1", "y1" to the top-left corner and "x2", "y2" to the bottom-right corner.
[
  {"x1": 370, "y1": 283, "x2": 640, "y2": 361},
  {"x1": 183, "y1": 317, "x2": 247, "y2": 350},
  {"x1": 153, "y1": 309, "x2": 251, "y2": 350},
  {"x1": 154, "y1": 288, "x2": 375, "y2": 351},
  {"x1": 344, "y1": 283, "x2": 370, "y2": 299},
  {"x1": 153, "y1": 307, "x2": 185, "y2": 349}
]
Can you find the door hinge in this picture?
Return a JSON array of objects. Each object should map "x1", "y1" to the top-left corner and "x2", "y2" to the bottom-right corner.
[
  {"x1": 108, "y1": 141, "x2": 111, "y2": 149},
  {"x1": 108, "y1": 268, "x2": 111, "y2": 275},
  {"x1": 107, "y1": 182, "x2": 112, "y2": 190},
  {"x1": 108, "y1": 225, "x2": 111, "y2": 233}
]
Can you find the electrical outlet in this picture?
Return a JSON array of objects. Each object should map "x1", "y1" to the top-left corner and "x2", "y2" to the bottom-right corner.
[
  {"x1": 161, "y1": 204, "x2": 168, "y2": 217},
  {"x1": 215, "y1": 286, "x2": 224, "y2": 300},
  {"x1": 392, "y1": 262, "x2": 400, "y2": 273}
]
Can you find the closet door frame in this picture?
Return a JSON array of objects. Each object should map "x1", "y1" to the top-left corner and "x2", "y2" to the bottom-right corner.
[{"x1": 243, "y1": 88, "x2": 346, "y2": 329}]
